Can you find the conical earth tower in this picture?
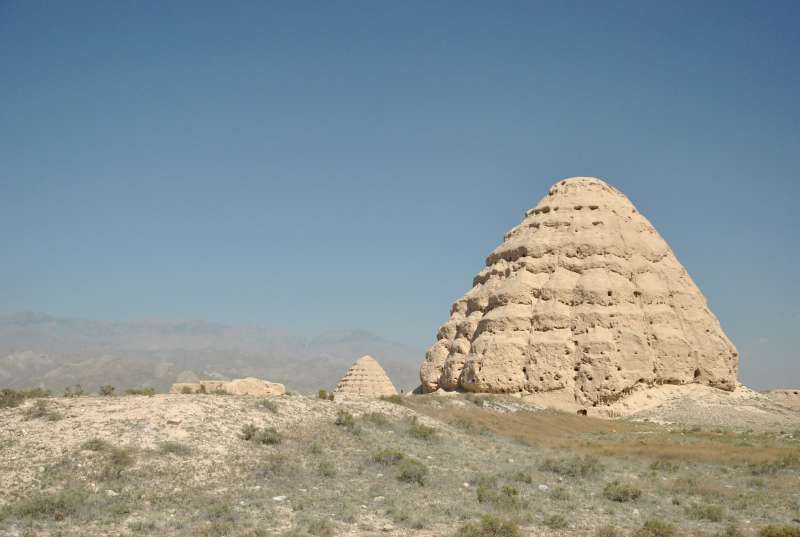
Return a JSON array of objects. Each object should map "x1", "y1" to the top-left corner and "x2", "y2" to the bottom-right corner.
[
  {"x1": 335, "y1": 355, "x2": 399, "y2": 398},
  {"x1": 420, "y1": 177, "x2": 738, "y2": 405}
]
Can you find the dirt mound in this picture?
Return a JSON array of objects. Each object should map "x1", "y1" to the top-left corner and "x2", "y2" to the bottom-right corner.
[{"x1": 421, "y1": 177, "x2": 738, "y2": 405}]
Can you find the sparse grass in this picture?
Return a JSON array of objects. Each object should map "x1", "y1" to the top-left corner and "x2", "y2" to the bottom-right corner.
[
  {"x1": 758, "y1": 526, "x2": 800, "y2": 537},
  {"x1": 452, "y1": 515, "x2": 521, "y2": 537},
  {"x1": 4, "y1": 391, "x2": 800, "y2": 536},
  {"x1": 540, "y1": 455, "x2": 602, "y2": 478},
  {"x1": 602, "y1": 480, "x2": 642, "y2": 502},
  {"x1": 124, "y1": 387, "x2": 156, "y2": 396},
  {"x1": 749, "y1": 452, "x2": 800, "y2": 475},
  {"x1": 23, "y1": 399, "x2": 62, "y2": 421}
]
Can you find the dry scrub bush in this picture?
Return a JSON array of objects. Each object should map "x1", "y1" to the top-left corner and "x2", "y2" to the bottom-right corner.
[
  {"x1": 540, "y1": 455, "x2": 602, "y2": 478},
  {"x1": 452, "y1": 515, "x2": 521, "y2": 537},
  {"x1": 633, "y1": 519, "x2": 677, "y2": 537},
  {"x1": 603, "y1": 480, "x2": 642, "y2": 502}
]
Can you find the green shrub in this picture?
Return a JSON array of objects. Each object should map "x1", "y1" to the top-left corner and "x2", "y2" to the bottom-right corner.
[
  {"x1": 371, "y1": 449, "x2": 406, "y2": 465},
  {"x1": 687, "y1": 502, "x2": 725, "y2": 522},
  {"x1": 0, "y1": 388, "x2": 25, "y2": 408},
  {"x1": 318, "y1": 461, "x2": 336, "y2": 478},
  {"x1": 540, "y1": 455, "x2": 602, "y2": 478},
  {"x1": 758, "y1": 526, "x2": 800, "y2": 537},
  {"x1": 362, "y1": 412, "x2": 390, "y2": 427},
  {"x1": 633, "y1": 519, "x2": 677, "y2": 537},
  {"x1": 256, "y1": 398, "x2": 279, "y2": 413},
  {"x1": 380, "y1": 394, "x2": 404, "y2": 405},
  {"x1": 81, "y1": 438, "x2": 111, "y2": 452},
  {"x1": 542, "y1": 514, "x2": 568, "y2": 529},
  {"x1": 2, "y1": 388, "x2": 52, "y2": 408},
  {"x1": 63, "y1": 384, "x2": 83, "y2": 398},
  {"x1": 603, "y1": 480, "x2": 642, "y2": 502},
  {"x1": 124, "y1": 387, "x2": 155, "y2": 396},
  {"x1": 3, "y1": 488, "x2": 87, "y2": 519},
  {"x1": 549, "y1": 486, "x2": 570, "y2": 501},
  {"x1": 408, "y1": 416, "x2": 436, "y2": 441},
  {"x1": 650, "y1": 458, "x2": 680, "y2": 472},
  {"x1": 102, "y1": 446, "x2": 135, "y2": 479},
  {"x1": 595, "y1": 525, "x2": 622, "y2": 537},
  {"x1": 23, "y1": 399, "x2": 61, "y2": 421},
  {"x1": 309, "y1": 441, "x2": 322, "y2": 455},
  {"x1": 241, "y1": 423, "x2": 259, "y2": 441},
  {"x1": 157, "y1": 441, "x2": 192, "y2": 456},
  {"x1": 99, "y1": 385, "x2": 115, "y2": 396},
  {"x1": 259, "y1": 427, "x2": 281, "y2": 445},
  {"x1": 397, "y1": 458, "x2": 428, "y2": 485},
  {"x1": 476, "y1": 481, "x2": 524, "y2": 510},
  {"x1": 720, "y1": 525, "x2": 746, "y2": 537},
  {"x1": 334, "y1": 409, "x2": 360, "y2": 434},
  {"x1": 318, "y1": 389, "x2": 330, "y2": 400},
  {"x1": 452, "y1": 515, "x2": 521, "y2": 537}
]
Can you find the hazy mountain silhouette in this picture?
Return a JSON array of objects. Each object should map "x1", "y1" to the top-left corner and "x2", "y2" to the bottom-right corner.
[{"x1": 0, "y1": 312, "x2": 421, "y2": 393}]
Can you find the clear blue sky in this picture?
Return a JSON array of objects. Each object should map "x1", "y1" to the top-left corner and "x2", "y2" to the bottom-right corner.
[{"x1": 1, "y1": 1, "x2": 798, "y2": 388}]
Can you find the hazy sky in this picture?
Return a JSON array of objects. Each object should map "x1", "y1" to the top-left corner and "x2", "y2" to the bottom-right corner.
[{"x1": 1, "y1": 1, "x2": 798, "y2": 389}]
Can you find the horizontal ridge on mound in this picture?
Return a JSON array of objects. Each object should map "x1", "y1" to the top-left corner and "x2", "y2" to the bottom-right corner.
[{"x1": 420, "y1": 177, "x2": 738, "y2": 405}]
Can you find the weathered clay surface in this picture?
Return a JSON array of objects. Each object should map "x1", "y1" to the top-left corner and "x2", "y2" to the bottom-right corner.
[
  {"x1": 420, "y1": 177, "x2": 738, "y2": 405},
  {"x1": 335, "y1": 355, "x2": 398, "y2": 398},
  {"x1": 169, "y1": 378, "x2": 285, "y2": 396},
  {"x1": 764, "y1": 389, "x2": 800, "y2": 411}
]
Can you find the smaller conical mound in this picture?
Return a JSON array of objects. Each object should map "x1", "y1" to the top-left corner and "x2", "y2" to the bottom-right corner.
[{"x1": 335, "y1": 355, "x2": 398, "y2": 398}]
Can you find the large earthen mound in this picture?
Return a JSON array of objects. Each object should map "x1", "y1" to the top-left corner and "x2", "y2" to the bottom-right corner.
[
  {"x1": 420, "y1": 177, "x2": 738, "y2": 405},
  {"x1": 335, "y1": 355, "x2": 398, "y2": 398}
]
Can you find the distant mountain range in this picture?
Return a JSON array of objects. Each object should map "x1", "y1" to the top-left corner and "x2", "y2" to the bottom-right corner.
[{"x1": 0, "y1": 312, "x2": 422, "y2": 394}]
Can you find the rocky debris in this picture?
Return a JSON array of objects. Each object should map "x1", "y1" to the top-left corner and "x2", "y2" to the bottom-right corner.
[
  {"x1": 334, "y1": 355, "x2": 398, "y2": 399},
  {"x1": 169, "y1": 378, "x2": 285, "y2": 396},
  {"x1": 420, "y1": 177, "x2": 739, "y2": 405}
]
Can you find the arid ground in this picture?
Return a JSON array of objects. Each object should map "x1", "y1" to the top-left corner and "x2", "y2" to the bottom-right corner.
[{"x1": 1, "y1": 389, "x2": 799, "y2": 537}]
